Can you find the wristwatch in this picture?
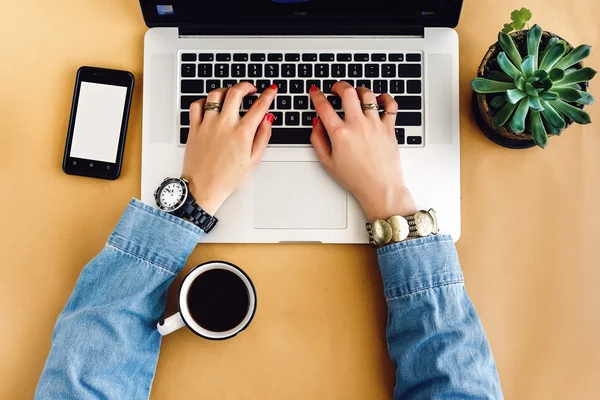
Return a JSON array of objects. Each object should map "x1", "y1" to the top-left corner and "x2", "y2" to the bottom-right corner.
[
  {"x1": 366, "y1": 209, "x2": 438, "y2": 247},
  {"x1": 154, "y1": 177, "x2": 218, "y2": 233}
]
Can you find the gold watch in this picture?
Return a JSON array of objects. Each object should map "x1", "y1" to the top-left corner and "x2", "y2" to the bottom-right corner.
[{"x1": 366, "y1": 209, "x2": 439, "y2": 247}]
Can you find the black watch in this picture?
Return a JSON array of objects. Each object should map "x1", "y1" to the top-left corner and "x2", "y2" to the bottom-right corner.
[{"x1": 154, "y1": 177, "x2": 218, "y2": 233}]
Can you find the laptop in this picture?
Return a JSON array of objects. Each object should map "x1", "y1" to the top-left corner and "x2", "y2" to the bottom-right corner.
[{"x1": 139, "y1": 0, "x2": 462, "y2": 243}]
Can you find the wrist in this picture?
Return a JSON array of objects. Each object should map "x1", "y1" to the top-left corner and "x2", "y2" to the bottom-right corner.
[
  {"x1": 187, "y1": 181, "x2": 223, "y2": 216},
  {"x1": 358, "y1": 185, "x2": 417, "y2": 221}
]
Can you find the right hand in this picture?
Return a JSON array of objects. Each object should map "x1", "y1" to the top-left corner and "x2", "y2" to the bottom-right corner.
[{"x1": 309, "y1": 82, "x2": 416, "y2": 221}]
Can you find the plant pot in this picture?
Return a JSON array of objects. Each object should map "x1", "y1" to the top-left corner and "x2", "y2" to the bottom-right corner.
[{"x1": 473, "y1": 30, "x2": 588, "y2": 149}]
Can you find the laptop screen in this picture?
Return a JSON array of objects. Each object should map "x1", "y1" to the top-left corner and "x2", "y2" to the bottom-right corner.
[{"x1": 140, "y1": 0, "x2": 463, "y2": 32}]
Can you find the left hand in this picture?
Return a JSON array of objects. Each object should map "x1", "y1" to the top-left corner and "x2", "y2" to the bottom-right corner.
[{"x1": 182, "y1": 82, "x2": 278, "y2": 215}]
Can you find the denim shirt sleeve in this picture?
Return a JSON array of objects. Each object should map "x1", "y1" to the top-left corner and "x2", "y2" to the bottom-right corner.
[
  {"x1": 377, "y1": 235, "x2": 504, "y2": 399},
  {"x1": 35, "y1": 199, "x2": 203, "y2": 400}
]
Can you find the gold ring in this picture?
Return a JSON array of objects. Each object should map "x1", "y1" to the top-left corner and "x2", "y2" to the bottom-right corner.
[
  {"x1": 382, "y1": 111, "x2": 397, "y2": 115},
  {"x1": 204, "y1": 102, "x2": 222, "y2": 112},
  {"x1": 361, "y1": 103, "x2": 379, "y2": 111}
]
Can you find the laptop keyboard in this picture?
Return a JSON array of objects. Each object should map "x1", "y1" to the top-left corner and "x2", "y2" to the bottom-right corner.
[{"x1": 178, "y1": 52, "x2": 424, "y2": 147}]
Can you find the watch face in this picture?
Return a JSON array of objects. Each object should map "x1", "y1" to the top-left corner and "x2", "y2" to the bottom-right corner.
[{"x1": 155, "y1": 178, "x2": 188, "y2": 212}]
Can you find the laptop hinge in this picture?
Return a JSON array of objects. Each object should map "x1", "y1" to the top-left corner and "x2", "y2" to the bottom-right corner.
[{"x1": 178, "y1": 25, "x2": 425, "y2": 38}]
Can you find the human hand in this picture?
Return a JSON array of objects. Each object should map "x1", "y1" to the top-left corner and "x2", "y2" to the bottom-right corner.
[
  {"x1": 309, "y1": 82, "x2": 416, "y2": 221},
  {"x1": 182, "y1": 82, "x2": 277, "y2": 215}
]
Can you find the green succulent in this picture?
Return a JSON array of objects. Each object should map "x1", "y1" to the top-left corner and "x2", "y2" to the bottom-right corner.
[{"x1": 470, "y1": 24, "x2": 597, "y2": 148}]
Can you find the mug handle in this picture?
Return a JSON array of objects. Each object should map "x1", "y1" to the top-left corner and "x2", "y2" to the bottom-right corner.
[{"x1": 157, "y1": 313, "x2": 186, "y2": 336}]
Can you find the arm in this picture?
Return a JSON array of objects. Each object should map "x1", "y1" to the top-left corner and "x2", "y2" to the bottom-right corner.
[{"x1": 35, "y1": 200, "x2": 203, "y2": 399}]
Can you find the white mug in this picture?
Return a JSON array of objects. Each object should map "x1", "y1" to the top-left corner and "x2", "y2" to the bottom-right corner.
[{"x1": 157, "y1": 261, "x2": 257, "y2": 340}]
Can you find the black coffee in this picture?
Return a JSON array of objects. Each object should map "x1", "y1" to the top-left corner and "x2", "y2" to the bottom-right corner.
[{"x1": 187, "y1": 269, "x2": 250, "y2": 333}]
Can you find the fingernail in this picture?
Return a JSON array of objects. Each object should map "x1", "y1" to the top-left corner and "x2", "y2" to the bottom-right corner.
[
  {"x1": 266, "y1": 113, "x2": 275, "y2": 124},
  {"x1": 312, "y1": 117, "x2": 319, "y2": 127},
  {"x1": 269, "y1": 84, "x2": 278, "y2": 90},
  {"x1": 309, "y1": 86, "x2": 319, "y2": 93}
]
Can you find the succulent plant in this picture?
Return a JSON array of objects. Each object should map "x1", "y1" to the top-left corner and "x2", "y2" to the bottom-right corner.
[{"x1": 470, "y1": 24, "x2": 597, "y2": 148}]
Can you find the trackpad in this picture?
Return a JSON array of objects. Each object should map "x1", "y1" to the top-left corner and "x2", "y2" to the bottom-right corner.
[{"x1": 254, "y1": 162, "x2": 347, "y2": 229}]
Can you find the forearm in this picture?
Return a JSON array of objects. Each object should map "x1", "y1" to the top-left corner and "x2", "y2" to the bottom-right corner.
[
  {"x1": 378, "y1": 235, "x2": 503, "y2": 399},
  {"x1": 35, "y1": 199, "x2": 203, "y2": 400}
]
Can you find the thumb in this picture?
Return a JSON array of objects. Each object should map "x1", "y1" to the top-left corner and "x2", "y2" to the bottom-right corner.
[
  {"x1": 251, "y1": 113, "x2": 274, "y2": 163},
  {"x1": 310, "y1": 117, "x2": 333, "y2": 168}
]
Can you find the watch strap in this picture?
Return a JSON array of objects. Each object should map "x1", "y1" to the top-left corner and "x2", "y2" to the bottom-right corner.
[{"x1": 179, "y1": 202, "x2": 218, "y2": 233}]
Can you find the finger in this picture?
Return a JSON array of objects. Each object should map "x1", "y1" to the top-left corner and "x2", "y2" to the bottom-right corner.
[
  {"x1": 251, "y1": 113, "x2": 274, "y2": 163},
  {"x1": 189, "y1": 98, "x2": 205, "y2": 127},
  {"x1": 244, "y1": 84, "x2": 278, "y2": 128},
  {"x1": 204, "y1": 88, "x2": 228, "y2": 120},
  {"x1": 376, "y1": 93, "x2": 398, "y2": 130},
  {"x1": 310, "y1": 117, "x2": 333, "y2": 169},
  {"x1": 222, "y1": 81, "x2": 257, "y2": 115},
  {"x1": 309, "y1": 86, "x2": 342, "y2": 130},
  {"x1": 356, "y1": 87, "x2": 379, "y2": 119},
  {"x1": 331, "y1": 81, "x2": 362, "y2": 117}
]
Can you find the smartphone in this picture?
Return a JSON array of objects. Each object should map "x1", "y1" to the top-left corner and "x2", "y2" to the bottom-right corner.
[{"x1": 62, "y1": 66, "x2": 134, "y2": 180}]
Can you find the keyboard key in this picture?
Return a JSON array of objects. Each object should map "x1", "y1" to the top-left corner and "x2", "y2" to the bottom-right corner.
[
  {"x1": 206, "y1": 80, "x2": 220, "y2": 92},
  {"x1": 407, "y1": 80, "x2": 421, "y2": 93},
  {"x1": 302, "y1": 53, "x2": 318, "y2": 62},
  {"x1": 270, "y1": 127, "x2": 312, "y2": 144},
  {"x1": 299, "y1": 64, "x2": 313, "y2": 78},
  {"x1": 342, "y1": 79, "x2": 355, "y2": 86},
  {"x1": 215, "y1": 64, "x2": 229, "y2": 77},
  {"x1": 382, "y1": 64, "x2": 396, "y2": 77},
  {"x1": 302, "y1": 112, "x2": 317, "y2": 126},
  {"x1": 265, "y1": 64, "x2": 279, "y2": 78},
  {"x1": 294, "y1": 96, "x2": 310, "y2": 110},
  {"x1": 391, "y1": 80, "x2": 405, "y2": 94},
  {"x1": 248, "y1": 64, "x2": 263, "y2": 77},
  {"x1": 180, "y1": 128, "x2": 190, "y2": 144},
  {"x1": 182, "y1": 53, "x2": 196, "y2": 62},
  {"x1": 327, "y1": 96, "x2": 342, "y2": 110},
  {"x1": 256, "y1": 80, "x2": 271, "y2": 93},
  {"x1": 198, "y1": 64, "x2": 213, "y2": 78},
  {"x1": 357, "y1": 80, "x2": 371, "y2": 89},
  {"x1": 323, "y1": 80, "x2": 336, "y2": 93},
  {"x1": 349, "y1": 64, "x2": 363, "y2": 78},
  {"x1": 277, "y1": 96, "x2": 292, "y2": 110},
  {"x1": 320, "y1": 54, "x2": 335, "y2": 62},
  {"x1": 216, "y1": 53, "x2": 231, "y2": 61},
  {"x1": 395, "y1": 112, "x2": 422, "y2": 126},
  {"x1": 394, "y1": 96, "x2": 421, "y2": 110},
  {"x1": 239, "y1": 111, "x2": 247, "y2": 118},
  {"x1": 273, "y1": 80, "x2": 287, "y2": 93},
  {"x1": 180, "y1": 111, "x2": 190, "y2": 126},
  {"x1": 354, "y1": 53, "x2": 369, "y2": 62},
  {"x1": 181, "y1": 64, "x2": 195, "y2": 77},
  {"x1": 371, "y1": 53, "x2": 386, "y2": 61},
  {"x1": 373, "y1": 80, "x2": 388, "y2": 93},
  {"x1": 181, "y1": 80, "x2": 204, "y2": 93},
  {"x1": 223, "y1": 79, "x2": 237, "y2": 88},
  {"x1": 332, "y1": 64, "x2": 346, "y2": 78},
  {"x1": 406, "y1": 53, "x2": 421, "y2": 62},
  {"x1": 232, "y1": 64, "x2": 246, "y2": 77},
  {"x1": 315, "y1": 64, "x2": 329, "y2": 78},
  {"x1": 285, "y1": 53, "x2": 300, "y2": 62},
  {"x1": 395, "y1": 128, "x2": 405, "y2": 145},
  {"x1": 407, "y1": 136, "x2": 422, "y2": 144},
  {"x1": 233, "y1": 53, "x2": 248, "y2": 61},
  {"x1": 180, "y1": 95, "x2": 205, "y2": 110},
  {"x1": 398, "y1": 64, "x2": 421, "y2": 78},
  {"x1": 306, "y1": 80, "x2": 321, "y2": 92},
  {"x1": 365, "y1": 64, "x2": 379, "y2": 77},
  {"x1": 243, "y1": 96, "x2": 258, "y2": 110},
  {"x1": 199, "y1": 53, "x2": 214, "y2": 61},
  {"x1": 290, "y1": 80, "x2": 304, "y2": 93},
  {"x1": 389, "y1": 54, "x2": 404, "y2": 62},
  {"x1": 268, "y1": 53, "x2": 283, "y2": 61},
  {"x1": 285, "y1": 112, "x2": 300, "y2": 126},
  {"x1": 337, "y1": 112, "x2": 345, "y2": 119},
  {"x1": 251, "y1": 53, "x2": 266, "y2": 61},
  {"x1": 282, "y1": 64, "x2": 296, "y2": 78},
  {"x1": 337, "y1": 53, "x2": 352, "y2": 62},
  {"x1": 272, "y1": 112, "x2": 283, "y2": 126}
]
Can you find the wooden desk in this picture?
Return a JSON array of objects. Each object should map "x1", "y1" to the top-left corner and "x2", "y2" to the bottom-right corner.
[{"x1": 1, "y1": 0, "x2": 599, "y2": 398}]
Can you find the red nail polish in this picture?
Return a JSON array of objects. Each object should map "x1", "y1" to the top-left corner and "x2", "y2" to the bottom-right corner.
[
  {"x1": 266, "y1": 113, "x2": 275, "y2": 124},
  {"x1": 270, "y1": 84, "x2": 278, "y2": 90},
  {"x1": 312, "y1": 117, "x2": 319, "y2": 127},
  {"x1": 309, "y1": 86, "x2": 319, "y2": 93}
]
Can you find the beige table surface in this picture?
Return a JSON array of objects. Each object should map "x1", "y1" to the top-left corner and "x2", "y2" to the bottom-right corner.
[{"x1": 1, "y1": 0, "x2": 599, "y2": 398}]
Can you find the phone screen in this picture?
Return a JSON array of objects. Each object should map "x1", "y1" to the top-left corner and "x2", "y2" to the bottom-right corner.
[{"x1": 69, "y1": 82, "x2": 128, "y2": 163}]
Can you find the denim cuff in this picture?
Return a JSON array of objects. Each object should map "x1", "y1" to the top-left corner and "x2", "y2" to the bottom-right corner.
[
  {"x1": 376, "y1": 235, "x2": 463, "y2": 299},
  {"x1": 107, "y1": 199, "x2": 203, "y2": 274}
]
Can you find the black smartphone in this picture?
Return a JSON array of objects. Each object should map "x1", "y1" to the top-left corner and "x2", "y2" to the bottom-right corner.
[{"x1": 62, "y1": 66, "x2": 134, "y2": 180}]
